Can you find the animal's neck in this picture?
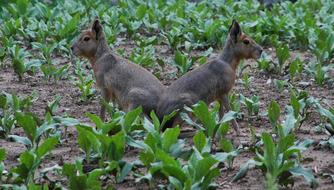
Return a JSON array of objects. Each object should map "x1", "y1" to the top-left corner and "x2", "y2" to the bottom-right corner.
[
  {"x1": 95, "y1": 34, "x2": 111, "y2": 60},
  {"x1": 88, "y1": 57, "x2": 98, "y2": 74},
  {"x1": 219, "y1": 41, "x2": 241, "y2": 72}
]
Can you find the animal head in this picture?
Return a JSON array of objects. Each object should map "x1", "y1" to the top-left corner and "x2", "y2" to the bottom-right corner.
[
  {"x1": 227, "y1": 20, "x2": 263, "y2": 60},
  {"x1": 71, "y1": 18, "x2": 104, "y2": 59}
]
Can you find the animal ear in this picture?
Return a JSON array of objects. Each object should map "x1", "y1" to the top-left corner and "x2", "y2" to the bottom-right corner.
[
  {"x1": 229, "y1": 20, "x2": 242, "y2": 43},
  {"x1": 92, "y1": 18, "x2": 103, "y2": 40}
]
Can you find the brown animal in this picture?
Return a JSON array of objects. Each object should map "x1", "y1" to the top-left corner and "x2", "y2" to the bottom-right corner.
[
  {"x1": 157, "y1": 20, "x2": 263, "y2": 135},
  {"x1": 71, "y1": 18, "x2": 164, "y2": 120}
]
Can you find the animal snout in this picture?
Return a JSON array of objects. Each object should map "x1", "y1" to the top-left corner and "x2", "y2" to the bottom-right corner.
[{"x1": 258, "y1": 47, "x2": 263, "y2": 55}]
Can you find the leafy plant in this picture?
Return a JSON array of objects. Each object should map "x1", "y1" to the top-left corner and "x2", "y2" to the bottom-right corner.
[
  {"x1": 268, "y1": 100, "x2": 281, "y2": 128},
  {"x1": 10, "y1": 137, "x2": 59, "y2": 184},
  {"x1": 173, "y1": 50, "x2": 204, "y2": 75},
  {"x1": 0, "y1": 92, "x2": 37, "y2": 138},
  {"x1": 289, "y1": 58, "x2": 302, "y2": 81},
  {"x1": 75, "y1": 124, "x2": 131, "y2": 183},
  {"x1": 74, "y1": 71, "x2": 96, "y2": 102},
  {"x1": 9, "y1": 45, "x2": 40, "y2": 81},
  {"x1": 274, "y1": 43, "x2": 290, "y2": 74},
  {"x1": 183, "y1": 101, "x2": 238, "y2": 139},
  {"x1": 240, "y1": 94, "x2": 260, "y2": 116},
  {"x1": 129, "y1": 45, "x2": 156, "y2": 68},
  {"x1": 0, "y1": 148, "x2": 6, "y2": 179},
  {"x1": 241, "y1": 73, "x2": 253, "y2": 89},
  {"x1": 62, "y1": 161, "x2": 106, "y2": 190}
]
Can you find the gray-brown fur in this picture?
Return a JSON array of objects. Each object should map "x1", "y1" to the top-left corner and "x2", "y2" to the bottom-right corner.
[
  {"x1": 71, "y1": 18, "x2": 164, "y2": 120},
  {"x1": 157, "y1": 20, "x2": 263, "y2": 135}
]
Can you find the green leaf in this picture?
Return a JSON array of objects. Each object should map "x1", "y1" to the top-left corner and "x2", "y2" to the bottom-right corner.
[
  {"x1": 192, "y1": 101, "x2": 216, "y2": 137},
  {"x1": 262, "y1": 133, "x2": 276, "y2": 174},
  {"x1": 290, "y1": 166, "x2": 318, "y2": 188},
  {"x1": 201, "y1": 168, "x2": 220, "y2": 189},
  {"x1": 8, "y1": 135, "x2": 32, "y2": 147},
  {"x1": 0, "y1": 94, "x2": 7, "y2": 109},
  {"x1": 163, "y1": 165, "x2": 188, "y2": 184},
  {"x1": 15, "y1": 112, "x2": 37, "y2": 142},
  {"x1": 69, "y1": 175, "x2": 88, "y2": 190},
  {"x1": 62, "y1": 163, "x2": 76, "y2": 177},
  {"x1": 282, "y1": 111, "x2": 297, "y2": 136},
  {"x1": 268, "y1": 101, "x2": 280, "y2": 126},
  {"x1": 87, "y1": 169, "x2": 104, "y2": 189},
  {"x1": 19, "y1": 151, "x2": 35, "y2": 170},
  {"x1": 0, "y1": 148, "x2": 6, "y2": 162},
  {"x1": 161, "y1": 110, "x2": 178, "y2": 129},
  {"x1": 168, "y1": 176, "x2": 183, "y2": 190},
  {"x1": 117, "y1": 162, "x2": 133, "y2": 183},
  {"x1": 76, "y1": 126, "x2": 93, "y2": 157},
  {"x1": 156, "y1": 149, "x2": 179, "y2": 167},
  {"x1": 193, "y1": 131, "x2": 206, "y2": 152},
  {"x1": 86, "y1": 113, "x2": 103, "y2": 129},
  {"x1": 221, "y1": 111, "x2": 237, "y2": 123},
  {"x1": 219, "y1": 139, "x2": 233, "y2": 153},
  {"x1": 136, "y1": 4, "x2": 147, "y2": 19},
  {"x1": 290, "y1": 93, "x2": 300, "y2": 118},
  {"x1": 277, "y1": 134, "x2": 295, "y2": 154},
  {"x1": 162, "y1": 127, "x2": 180, "y2": 152},
  {"x1": 232, "y1": 159, "x2": 256, "y2": 182},
  {"x1": 109, "y1": 131, "x2": 126, "y2": 161},
  {"x1": 289, "y1": 58, "x2": 300, "y2": 79},
  {"x1": 194, "y1": 156, "x2": 218, "y2": 181},
  {"x1": 37, "y1": 137, "x2": 59, "y2": 158},
  {"x1": 276, "y1": 43, "x2": 290, "y2": 67},
  {"x1": 16, "y1": 0, "x2": 29, "y2": 15},
  {"x1": 218, "y1": 122, "x2": 230, "y2": 137},
  {"x1": 123, "y1": 106, "x2": 142, "y2": 129}
]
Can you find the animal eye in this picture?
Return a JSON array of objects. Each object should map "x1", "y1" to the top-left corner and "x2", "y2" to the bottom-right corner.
[
  {"x1": 243, "y1": 39, "x2": 250, "y2": 45},
  {"x1": 83, "y1": 37, "x2": 90, "y2": 41}
]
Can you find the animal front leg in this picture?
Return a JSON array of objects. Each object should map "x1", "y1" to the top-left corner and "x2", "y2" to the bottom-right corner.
[
  {"x1": 100, "y1": 89, "x2": 111, "y2": 121},
  {"x1": 221, "y1": 95, "x2": 241, "y2": 136}
]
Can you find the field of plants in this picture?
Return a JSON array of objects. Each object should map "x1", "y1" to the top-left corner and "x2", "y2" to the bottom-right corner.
[{"x1": 0, "y1": 0, "x2": 334, "y2": 189}]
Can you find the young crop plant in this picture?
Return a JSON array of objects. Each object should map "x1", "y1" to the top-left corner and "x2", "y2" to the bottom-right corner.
[
  {"x1": 240, "y1": 94, "x2": 260, "y2": 117},
  {"x1": 9, "y1": 45, "x2": 41, "y2": 81},
  {"x1": 136, "y1": 118, "x2": 225, "y2": 189},
  {"x1": 274, "y1": 43, "x2": 290, "y2": 74},
  {"x1": 289, "y1": 57, "x2": 303, "y2": 81},
  {"x1": 74, "y1": 108, "x2": 144, "y2": 183},
  {"x1": 241, "y1": 73, "x2": 253, "y2": 89},
  {"x1": 62, "y1": 161, "x2": 107, "y2": 190},
  {"x1": 182, "y1": 101, "x2": 238, "y2": 140},
  {"x1": 0, "y1": 92, "x2": 37, "y2": 138},
  {"x1": 234, "y1": 106, "x2": 317, "y2": 189},
  {"x1": 173, "y1": 50, "x2": 206, "y2": 76},
  {"x1": 74, "y1": 67, "x2": 96, "y2": 102},
  {"x1": 129, "y1": 45, "x2": 156, "y2": 68}
]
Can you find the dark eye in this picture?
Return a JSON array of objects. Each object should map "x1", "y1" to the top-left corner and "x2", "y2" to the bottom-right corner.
[
  {"x1": 83, "y1": 37, "x2": 90, "y2": 41},
  {"x1": 243, "y1": 39, "x2": 250, "y2": 45}
]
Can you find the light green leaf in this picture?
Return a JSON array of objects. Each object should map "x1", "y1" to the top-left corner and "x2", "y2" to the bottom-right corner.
[
  {"x1": 37, "y1": 137, "x2": 59, "y2": 158},
  {"x1": 268, "y1": 101, "x2": 280, "y2": 126},
  {"x1": 193, "y1": 131, "x2": 206, "y2": 152},
  {"x1": 162, "y1": 127, "x2": 180, "y2": 152}
]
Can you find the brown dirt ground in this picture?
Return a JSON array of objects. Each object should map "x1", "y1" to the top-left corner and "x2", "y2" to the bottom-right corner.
[{"x1": 0, "y1": 44, "x2": 333, "y2": 190}]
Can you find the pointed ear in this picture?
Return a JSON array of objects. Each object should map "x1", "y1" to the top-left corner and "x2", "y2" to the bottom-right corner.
[
  {"x1": 92, "y1": 18, "x2": 103, "y2": 40},
  {"x1": 228, "y1": 20, "x2": 242, "y2": 43}
]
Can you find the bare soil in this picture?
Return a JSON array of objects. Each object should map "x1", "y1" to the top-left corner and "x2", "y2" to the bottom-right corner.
[{"x1": 0, "y1": 44, "x2": 333, "y2": 189}]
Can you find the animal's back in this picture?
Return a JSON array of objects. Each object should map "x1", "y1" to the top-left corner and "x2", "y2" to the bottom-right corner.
[{"x1": 99, "y1": 54, "x2": 164, "y2": 113}]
